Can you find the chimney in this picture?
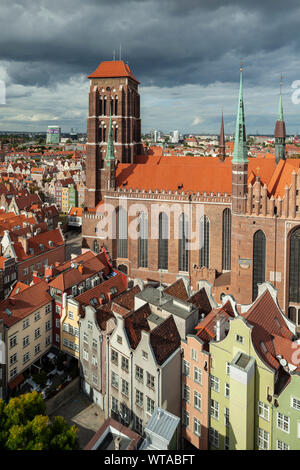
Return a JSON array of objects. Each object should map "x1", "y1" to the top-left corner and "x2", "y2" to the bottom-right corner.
[{"x1": 215, "y1": 313, "x2": 227, "y2": 342}]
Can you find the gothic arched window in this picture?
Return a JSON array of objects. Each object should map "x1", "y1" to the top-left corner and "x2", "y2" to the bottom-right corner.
[
  {"x1": 252, "y1": 230, "x2": 266, "y2": 301},
  {"x1": 289, "y1": 227, "x2": 300, "y2": 303},
  {"x1": 115, "y1": 96, "x2": 118, "y2": 115},
  {"x1": 117, "y1": 206, "x2": 128, "y2": 259},
  {"x1": 158, "y1": 212, "x2": 168, "y2": 270},
  {"x1": 99, "y1": 97, "x2": 103, "y2": 116},
  {"x1": 222, "y1": 208, "x2": 231, "y2": 271},
  {"x1": 200, "y1": 215, "x2": 210, "y2": 268},
  {"x1": 179, "y1": 213, "x2": 189, "y2": 272},
  {"x1": 138, "y1": 211, "x2": 148, "y2": 267}
]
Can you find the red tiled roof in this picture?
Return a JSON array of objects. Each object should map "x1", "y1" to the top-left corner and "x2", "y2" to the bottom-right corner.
[
  {"x1": 115, "y1": 156, "x2": 278, "y2": 195},
  {"x1": 188, "y1": 287, "x2": 212, "y2": 316},
  {"x1": 150, "y1": 315, "x2": 181, "y2": 365},
  {"x1": 76, "y1": 272, "x2": 127, "y2": 314},
  {"x1": 125, "y1": 303, "x2": 151, "y2": 349},
  {"x1": 164, "y1": 278, "x2": 188, "y2": 301},
  {"x1": 88, "y1": 60, "x2": 139, "y2": 83},
  {"x1": 0, "y1": 280, "x2": 52, "y2": 327},
  {"x1": 49, "y1": 251, "x2": 111, "y2": 292},
  {"x1": 13, "y1": 228, "x2": 64, "y2": 262}
]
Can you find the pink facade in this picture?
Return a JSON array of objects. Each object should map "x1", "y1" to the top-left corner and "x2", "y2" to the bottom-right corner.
[{"x1": 181, "y1": 335, "x2": 210, "y2": 450}]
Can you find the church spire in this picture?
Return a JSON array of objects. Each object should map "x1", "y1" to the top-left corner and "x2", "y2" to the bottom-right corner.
[
  {"x1": 274, "y1": 75, "x2": 286, "y2": 164},
  {"x1": 232, "y1": 65, "x2": 248, "y2": 164},
  {"x1": 219, "y1": 111, "x2": 226, "y2": 161}
]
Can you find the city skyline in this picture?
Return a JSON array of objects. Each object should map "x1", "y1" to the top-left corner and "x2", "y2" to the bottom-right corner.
[{"x1": 0, "y1": 0, "x2": 300, "y2": 134}]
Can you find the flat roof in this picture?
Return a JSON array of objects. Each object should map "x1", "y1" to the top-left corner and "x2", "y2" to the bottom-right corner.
[{"x1": 136, "y1": 286, "x2": 195, "y2": 320}]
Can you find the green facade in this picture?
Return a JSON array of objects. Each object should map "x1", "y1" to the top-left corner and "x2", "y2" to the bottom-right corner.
[
  {"x1": 68, "y1": 184, "x2": 77, "y2": 210},
  {"x1": 209, "y1": 317, "x2": 275, "y2": 450}
]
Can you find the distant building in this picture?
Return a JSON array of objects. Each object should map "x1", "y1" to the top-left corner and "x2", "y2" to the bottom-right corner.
[{"x1": 46, "y1": 126, "x2": 61, "y2": 145}]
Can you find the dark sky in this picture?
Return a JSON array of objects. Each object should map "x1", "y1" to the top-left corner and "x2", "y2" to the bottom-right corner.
[{"x1": 0, "y1": 0, "x2": 300, "y2": 134}]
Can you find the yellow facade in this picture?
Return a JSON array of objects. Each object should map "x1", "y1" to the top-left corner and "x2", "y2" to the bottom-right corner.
[
  {"x1": 60, "y1": 298, "x2": 80, "y2": 358},
  {"x1": 209, "y1": 317, "x2": 274, "y2": 450}
]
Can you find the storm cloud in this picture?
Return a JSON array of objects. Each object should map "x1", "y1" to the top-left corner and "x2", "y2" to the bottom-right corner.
[{"x1": 0, "y1": 0, "x2": 300, "y2": 133}]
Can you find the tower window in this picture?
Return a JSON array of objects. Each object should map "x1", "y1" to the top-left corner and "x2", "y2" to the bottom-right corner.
[
  {"x1": 158, "y1": 212, "x2": 168, "y2": 270},
  {"x1": 222, "y1": 208, "x2": 231, "y2": 271},
  {"x1": 200, "y1": 215, "x2": 210, "y2": 268},
  {"x1": 252, "y1": 230, "x2": 266, "y2": 301},
  {"x1": 138, "y1": 212, "x2": 148, "y2": 268}
]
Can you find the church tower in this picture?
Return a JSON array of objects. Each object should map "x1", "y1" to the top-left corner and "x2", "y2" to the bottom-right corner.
[
  {"x1": 85, "y1": 60, "x2": 143, "y2": 209},
  {"x1": 274, "y1": 79, "x2": 286, "y2": 164},
  {"x1": 231, "y1": 66, "x2": 248, "y2": 214}
]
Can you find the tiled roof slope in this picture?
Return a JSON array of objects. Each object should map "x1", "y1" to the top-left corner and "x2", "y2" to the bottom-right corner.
[
  {"x1": 125, "y1": 303, "x2": 152, "y2": 349},
  {"x1": 115, "y1": 156, "x2": 300, "y2": 198},
  {"x1": 0, "y1": 280, "x2": 51, "y2": 327},
  {"x1": 164, "y1": 278, "x2": 188, "y2": 301},
  {"x1": 88, "y1": 60, "x2": 139, "y2": 83},
  {"x1": 188, "y1": 287, "x2": 212, "y2": 316},
  {"x1": 150, "y1": 315, "x2": 181, "y2": 365},
  {"x1": 49, "y1": 251, "x2": 111, "y2": 291}
]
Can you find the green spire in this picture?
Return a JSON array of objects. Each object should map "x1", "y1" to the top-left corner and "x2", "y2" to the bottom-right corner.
[
  {"x1": 232, "y1": 67, "x2": 248, "y2": 164},
  {"x1": 105, "y1": 112, "x2": 115, "y2": 166},
  {"x1": 277, "y1": 88, "x2": 284, "y2": 122}
]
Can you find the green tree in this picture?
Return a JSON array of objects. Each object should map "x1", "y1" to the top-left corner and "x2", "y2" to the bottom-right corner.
[{"x1": 0, "y1": 392, "x2": 79, "y2": 450}]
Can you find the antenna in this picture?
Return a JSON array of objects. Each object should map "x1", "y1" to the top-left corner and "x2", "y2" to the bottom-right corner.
[
  {"x1": 119, "y1": 44, "x2": 122, "y2": 61},
  {"x1": 113, "y1": 50, "x2": 116, "y2": 61}
]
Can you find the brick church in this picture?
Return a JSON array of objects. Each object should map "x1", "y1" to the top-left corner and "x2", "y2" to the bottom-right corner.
[{"x1": 82, "y1": 60, "x2": 300, "y2": 329}]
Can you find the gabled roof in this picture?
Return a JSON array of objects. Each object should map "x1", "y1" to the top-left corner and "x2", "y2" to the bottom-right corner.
[
  {"x1": 124, "y1": 303, "x2": 152, "y2": 349},
  {"x1": 188, "y1": 287, "x2": 212, "y2": 316},
  {"x1": 115, "y1": 156, "x2": 278, "y2": 196},
  {"x1": 195, "y1": 300, "x2": 235, "y2": 343},
  {"x1": 150, "y1": 315, "x2": 181, "y2": 365},
  {"x1": 164, "y1": 278, "x2": 188, "y2": 301}
]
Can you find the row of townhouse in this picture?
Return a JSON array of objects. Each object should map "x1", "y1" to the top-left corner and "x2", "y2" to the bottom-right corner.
[
  {"x1": 0, "y1": 248, "x2": 122, "y2": 399},
  {"x1": 0, "y1": 280, "x2": 53, "y2": 399},
  {"x1": 181, "y1": 281, "x2": 300, "y2": 450},
  {"x1": 59, "y1": 274, "x2": 214, "y2": 438}
]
